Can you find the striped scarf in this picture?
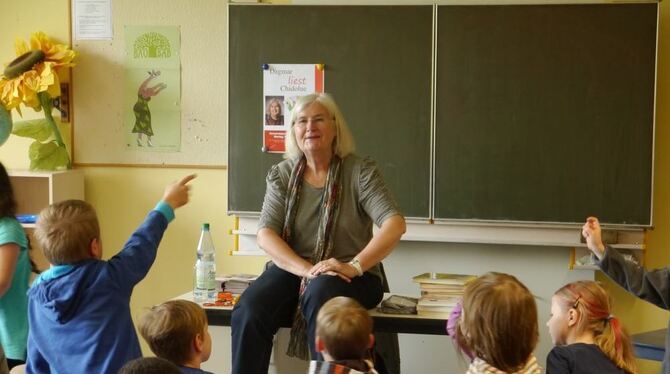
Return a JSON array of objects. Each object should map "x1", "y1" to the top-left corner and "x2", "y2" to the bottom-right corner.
[
  {"x1": 284, "y1": 155, "x2": 343, "y2": 360},
  {"x1": 465, "y1": 357, "x2": 542, "y2": 374},
  {"x1": 309, "y1": 359, "x2": 379, "y2": 374}
]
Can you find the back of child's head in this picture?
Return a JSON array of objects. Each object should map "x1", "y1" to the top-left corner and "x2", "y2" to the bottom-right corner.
[
  {"x1": 0, "y1": 162, "x2": 16, "y2": 218},
  {"x1": 138, "y1": 299, "x2": 208, "y2": 366},
  {"x1": 554, "y1": 281, "x2": 636, "y2": 374},
  {"x1": 118, "y1": 357, "x2": 182, "y2": 374},
  {"x1": 456, "y1": 272, "x2": 538, "y2": 372},
  {"x1": 34, "y1": 199, "x2": 99, "y2": 265},
  {"x1": 316, "y1": 296, "x2": 373, "y2": 360}
]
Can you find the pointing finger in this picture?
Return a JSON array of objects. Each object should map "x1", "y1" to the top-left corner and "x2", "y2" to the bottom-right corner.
[{"x1": 178, "y1": 174, "x2": 197, "y2": 185}]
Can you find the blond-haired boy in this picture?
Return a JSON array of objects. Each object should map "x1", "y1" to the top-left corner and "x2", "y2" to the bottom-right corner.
[
  {"x1": 139, "y1": 300, "x2": 212, "y2": 374},
  {"x1": 26, "y1": 175, "x2": 195, "y2": 374},
  {"x1": 309, "y1": 296, "x2": 378, "y2": 374}
]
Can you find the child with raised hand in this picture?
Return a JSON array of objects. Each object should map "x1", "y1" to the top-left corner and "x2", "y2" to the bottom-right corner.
[
  {"x1": 452, "y1": 272, "x2": 541, "y2": 374},
  {"x1": 138, "y1": 300, "x2": 213, "y2": 374},
  {"x1": 309, "y1": 296, "x2": 377, "y2": 374},
  {"x1": 546, "y1": 280, "x2": 637, "y2": 374},
  {"x1": 26, "y1": 174, "x2": 195, "y2": 374},
  {"x1": 583, "y1": 216, "x2": 670, "y2": 372}
]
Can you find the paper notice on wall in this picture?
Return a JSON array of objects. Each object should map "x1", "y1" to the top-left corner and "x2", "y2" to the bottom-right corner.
[
  {"x1": 262, "y1": 64, "x2": 324, "y2": 153},
  {"x1": 72, "y1": 0, "x2": 113, "y2": 40}
]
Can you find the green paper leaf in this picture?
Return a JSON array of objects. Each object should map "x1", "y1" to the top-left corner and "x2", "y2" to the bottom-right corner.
[
  {"x1": 12, "y1": 119, "x2": 53, "y2": 142},
  {"x1": 28, "y1": 140, "x2": 70, "y2": 171},
  {"x1": 0, "y1": 106, "x2": 11, "y2": 146}
]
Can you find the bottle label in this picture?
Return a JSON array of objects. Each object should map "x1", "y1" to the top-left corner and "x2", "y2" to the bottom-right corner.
[{"x1": 196, "y1": 265, "x2": 216, "y2": 289}]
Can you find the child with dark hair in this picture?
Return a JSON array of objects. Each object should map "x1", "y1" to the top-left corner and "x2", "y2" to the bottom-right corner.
[
  {"x1": 547, "y1": 280, "x2": 637, "y2": 374},
  {"x1": 138, "y1": 300, "x2": 213, "y2": 374},
  {"x1": 0, "y1": 163, "x2": 37, "y2": 370},
  {"x1": 309, "y1": 296, "x2": 377, "y2": 374}
]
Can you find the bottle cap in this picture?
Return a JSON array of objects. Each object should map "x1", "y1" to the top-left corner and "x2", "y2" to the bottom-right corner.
[{"x1": 202, "y1": 223, "x2": 210, "y2": 230}]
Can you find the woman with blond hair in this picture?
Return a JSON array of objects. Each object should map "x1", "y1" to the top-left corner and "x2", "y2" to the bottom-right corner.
[
  {"x1": 231, "y1": 93, "x2": 405, "y2": 374},
  {"x1": 265, "y1": 97, "x2": 284, "y2": 126}
]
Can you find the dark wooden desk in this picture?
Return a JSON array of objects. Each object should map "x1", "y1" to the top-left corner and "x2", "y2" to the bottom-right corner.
[
  {"x1": 178, "y1": 292, "x2": 448, "y2": 336},
  {"x1": 204, "y1": 307, "x2": 448, "y2": 335},
  {"x1": 633, "y1": 328, "x2": 666, "y2": 362}
]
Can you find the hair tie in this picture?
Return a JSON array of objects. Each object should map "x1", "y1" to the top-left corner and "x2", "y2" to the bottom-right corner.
[{"x1": 605, "y1": 314, "x2": 614, "y2": 322}]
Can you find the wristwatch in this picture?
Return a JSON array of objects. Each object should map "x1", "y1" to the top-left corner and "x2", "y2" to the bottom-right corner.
[{"x1": 348, "y1": 258, "x2": 364, "y2": 277}]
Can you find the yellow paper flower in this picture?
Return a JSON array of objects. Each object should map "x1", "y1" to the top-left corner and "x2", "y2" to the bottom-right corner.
[
  {"x1": 0, "y1": 32, "x2": 77, "y2": 170},
  {"x1": 0, "y1": 31, "x2": 76, "y2": 113}
]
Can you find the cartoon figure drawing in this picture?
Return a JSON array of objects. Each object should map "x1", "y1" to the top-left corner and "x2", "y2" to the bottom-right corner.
[{"x1": 132, "y1": 70, "x2": 167, "y2": 147}]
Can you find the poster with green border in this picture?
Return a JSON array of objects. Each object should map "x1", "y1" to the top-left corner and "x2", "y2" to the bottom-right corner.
[{"x1": 124, "y1": 26, "x2": 181, "y2": 151}]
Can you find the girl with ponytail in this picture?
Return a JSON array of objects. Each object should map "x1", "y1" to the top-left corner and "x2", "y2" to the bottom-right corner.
[{"x1": 546, "y1": 281, "x2": 637, "y2": 374}]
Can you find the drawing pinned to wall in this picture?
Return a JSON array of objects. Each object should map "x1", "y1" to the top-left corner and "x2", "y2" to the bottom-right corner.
[
  {"x1": 262, "y1": 64, "x2": 324, "y2": 153},
  {"x1": 124, "y1": 26, "x2": 181, "y2": 151}
]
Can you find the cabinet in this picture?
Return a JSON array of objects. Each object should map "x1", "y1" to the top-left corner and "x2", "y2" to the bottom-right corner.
[{"x1": 9, "y1": 169, "x2": 85, "y2": 228}]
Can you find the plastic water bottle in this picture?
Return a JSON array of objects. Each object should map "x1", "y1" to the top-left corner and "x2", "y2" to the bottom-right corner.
[{"x1": 194, "y1": 223, "x2": 216, "y2": 302}]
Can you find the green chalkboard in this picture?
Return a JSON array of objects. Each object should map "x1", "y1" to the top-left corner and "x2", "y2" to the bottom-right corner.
[
  {"x1": 434, "y1": 4, "x2": 657, "y2": 225},
  {"x1": 228, "y1": 6, "x2": 432, "y2": 218}
]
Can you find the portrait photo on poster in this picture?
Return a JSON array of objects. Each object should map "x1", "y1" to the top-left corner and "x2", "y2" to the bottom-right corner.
[{"x1": 264, "y1": 95, "x2": 285, "y2": 126}]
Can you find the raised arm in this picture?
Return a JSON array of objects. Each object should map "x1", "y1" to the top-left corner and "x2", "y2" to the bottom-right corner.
[
  {"x1": 138, "y1": 73, "x2": 157, "y2": 95},
  {"x1": 108, "y1": 174, "x2": 195, "y2": 289},
  {"x1": 582, "y1": 216, "x2": 606, "y2": 260},
  {"x1": 583, "y1": 216, "x2": 670, "y2": 310},
  {"x1": 162, "y1": 174, "x2": 195, "y2": 209}
]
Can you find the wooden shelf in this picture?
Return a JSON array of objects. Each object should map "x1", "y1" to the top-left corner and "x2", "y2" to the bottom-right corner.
[
  {"x1": 9, "y1": 169, "x2": 85, "y2": 228},
  {"x1": 8, "y1": 169, "x2": 85, "y2": 272}
]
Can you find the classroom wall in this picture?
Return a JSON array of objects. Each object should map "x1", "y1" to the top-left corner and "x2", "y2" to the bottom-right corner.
[{"x1": 1, "y1": 1, "x2": 668, "y2": 373}]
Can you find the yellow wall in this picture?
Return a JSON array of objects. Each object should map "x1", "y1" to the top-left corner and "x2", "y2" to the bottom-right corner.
[
  {"x1": 0, "y1": 0, "x2": 267, "y2": 355},
  {"x1": 3, "y1": 1, "x2": 670, "y2": 372}
]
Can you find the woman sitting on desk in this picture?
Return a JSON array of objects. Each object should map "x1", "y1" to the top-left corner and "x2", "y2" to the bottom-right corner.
[{"x1": 231, "y1": 93, "x2": 406, "y2": 374}]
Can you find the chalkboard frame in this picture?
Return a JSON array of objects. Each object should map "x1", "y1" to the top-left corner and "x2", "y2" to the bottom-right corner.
[{"x1": 228, "y1": 3, "x2": 657, "y2": 228}]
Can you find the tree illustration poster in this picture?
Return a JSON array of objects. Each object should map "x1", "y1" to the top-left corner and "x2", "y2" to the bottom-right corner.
[{"x1": 124, "y1": 26, "x2": 181, "y2": 151}]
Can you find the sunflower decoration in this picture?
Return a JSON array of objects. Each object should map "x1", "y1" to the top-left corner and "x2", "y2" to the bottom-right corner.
[{"x1": 0, "y1": 31, "x2": 77, "y2": 170}]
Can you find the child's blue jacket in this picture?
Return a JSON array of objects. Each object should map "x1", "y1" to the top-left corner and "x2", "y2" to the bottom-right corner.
[{"x1": 26, "y1": 207, "x2": 172, "y2": 374}]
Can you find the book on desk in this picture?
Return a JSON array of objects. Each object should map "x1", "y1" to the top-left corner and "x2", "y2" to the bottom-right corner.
[{"x1": 412, "y1": 272, "x2": 476, "y2": 318}]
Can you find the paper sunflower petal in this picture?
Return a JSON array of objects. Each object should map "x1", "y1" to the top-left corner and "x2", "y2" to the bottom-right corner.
[{"x1": 14, "y1": 39, "x2": 28, "y2": 57}]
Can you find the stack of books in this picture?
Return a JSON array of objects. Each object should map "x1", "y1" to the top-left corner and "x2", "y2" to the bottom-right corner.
[
  {"x1": 216, "y1": 274, "x2": 258, "y2": 294},
  {"x1": 412, "y1": 272, "x2": 477, "y2": 318}
]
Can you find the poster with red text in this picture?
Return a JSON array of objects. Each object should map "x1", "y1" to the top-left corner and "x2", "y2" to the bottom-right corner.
[{"x1": 262, "y1": 64, "x2": 325, "y2": 153}]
